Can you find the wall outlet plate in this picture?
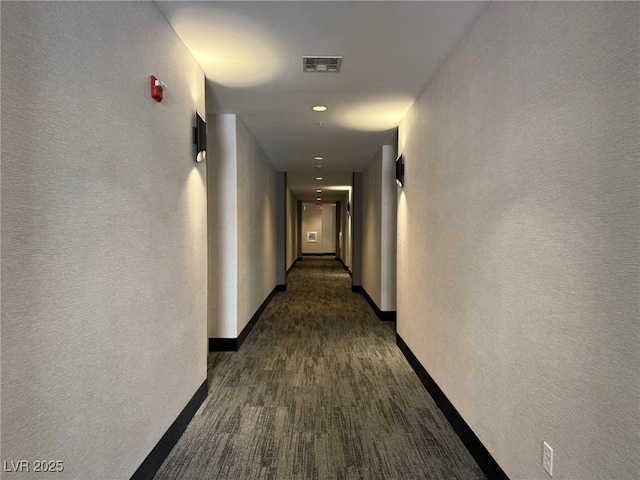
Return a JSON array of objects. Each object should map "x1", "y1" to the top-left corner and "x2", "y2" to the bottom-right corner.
[{"x1": 543, "y1": 442, "x2": 553, "y2": 476}]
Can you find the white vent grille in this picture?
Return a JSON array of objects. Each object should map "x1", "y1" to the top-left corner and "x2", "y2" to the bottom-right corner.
[{"x1": 303, "y1": 56, "x2": 342, "y2": 73}]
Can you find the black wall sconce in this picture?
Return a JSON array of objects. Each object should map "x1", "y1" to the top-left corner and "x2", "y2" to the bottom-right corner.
[
  {"x1": 396, "y1": 154, "x2": 404, "y2": 187},
  {"x1": 193, "y1": 112, "x2": 207, "y2": 163}
]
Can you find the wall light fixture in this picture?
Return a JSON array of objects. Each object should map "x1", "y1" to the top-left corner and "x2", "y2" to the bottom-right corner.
[
  {"x1": 396, "y1": 154, "x2": 404, "y2": 187},
  {"x1": 193, "y1": 112, "x2": 206, "y2": 163}
]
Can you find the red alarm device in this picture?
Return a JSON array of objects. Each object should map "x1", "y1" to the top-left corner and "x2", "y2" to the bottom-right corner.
[{"x1": 150, "y1": 76, "x2": 166, "y2": 102}]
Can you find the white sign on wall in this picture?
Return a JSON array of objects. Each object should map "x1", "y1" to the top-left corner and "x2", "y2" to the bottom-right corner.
[{"x1": 307, "y1": 232, "x2": 318, "y2": 243}]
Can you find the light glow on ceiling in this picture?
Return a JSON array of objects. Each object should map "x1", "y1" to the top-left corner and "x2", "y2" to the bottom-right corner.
[
  {"x1": 314, "y1": 156, "x2": 324, "y2": 160},
  {"x1": 312, "y1": 105, "x2": 328, "y2": 112},
  {"x1": 323, "y1": 185, "x2": 352, "y2": 191},
  {"x1": 167, "y1": 9, "x2": 282, "y2": 88},
  {"x1": 316, "y1": 177, "x2": 323, "y2": 180},
  {"x1": 336, "y1": 95, "x2": 414, "y2": 131}
]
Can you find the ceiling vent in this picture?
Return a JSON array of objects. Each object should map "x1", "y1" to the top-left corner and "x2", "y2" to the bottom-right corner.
[{"x1": 303, "y1": 56, "x2": 342, "y2": 73}]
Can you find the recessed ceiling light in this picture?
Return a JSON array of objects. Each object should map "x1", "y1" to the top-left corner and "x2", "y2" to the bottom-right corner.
[
  {"x1": 312, "y1": 105, "x2": 328, "y2": 112},
  {"x1": 316, "y1": 177, "x2": 323, "y2": 180},
  {"x1": 316, "y1": 189, "x2": 322, "y2": 193},
  {"x1": 316, "y1": 197, "x2": 321, "y2": 201},
  {"x1": 314, "y1": 156, "x2": 323, "y2": 160}
]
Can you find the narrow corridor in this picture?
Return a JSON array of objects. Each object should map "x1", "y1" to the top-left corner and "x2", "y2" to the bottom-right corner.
[{"x1": 154, "y1": 258, "x2": 485, "y2": 479}]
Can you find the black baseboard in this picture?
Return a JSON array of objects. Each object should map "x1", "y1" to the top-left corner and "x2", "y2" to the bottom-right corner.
[
  {"x1": 396, "y1": 335, "x2": 509, "y2": 480},
  {"x1": 356, "y1": 287, "x2": 397, "y2": 321},
  {"x1": 351, "y1": 285, "x2": 364, "y2": 293},
  {"x1": 276, "y1": 284, "x2": 287, "y2": 292},
  {"x1": 301, "y1": 253, "x2": 336, "y2": 257},
  {"x1": 335, "y1": 257, "x2": 348, "y2": 271},
  {"x1": 209, "y1": 286, "x2": 279, "y2": 352},
  {"x1": 131, "y1": 379, "x2": 207, "y2": 480},
  {"x1": 208, "y1": 337, "x2": 237, "y2": 351}
]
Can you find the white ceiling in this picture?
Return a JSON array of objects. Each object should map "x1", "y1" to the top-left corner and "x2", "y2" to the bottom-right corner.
[{"x1": 156, "y1": 1, "x2": 485, "y2": 201}]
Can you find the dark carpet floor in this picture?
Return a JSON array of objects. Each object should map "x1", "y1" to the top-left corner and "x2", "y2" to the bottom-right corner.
[{"x1": 153, "y1": 257, "x2": 486, "y2": 480}]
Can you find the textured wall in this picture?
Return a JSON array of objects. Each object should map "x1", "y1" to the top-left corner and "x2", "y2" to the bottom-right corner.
[
  {"x1": 337, "y1": 194, "x2": 350, "y2": 267},
  {"x1": 208, "y1": 113, "x2": 238, "y2": 338},
  {"x1": 207, "y1": 115, "x2": 277, "y2": 338},
  {"x1": 285, "y1": 185, "x2": 299, "y2": 270},
  {"x1": 362, "y1": 150, "x2": 383, "y2": 306},
  {"x1": 342, "y1": 190, "x2": 353, "y2": 271},
  {"x1": 351, "y1": 173, "x2": 363, "y2": 285},
  {"x1": 301, "y1": 205, "x2": 324, "y2": 254},
  {"x1": 1, "y1": 2, "x2": 207, "y2": 479},
  {"x1": 380, "y1": 145, "x2": 397, "y2": 311},
  {"x1": 276, "y1": 173, "x2": 287, "y2": 285},
  {"x1": 397, "y1": 2, "x2": 639, "y2": 479},
  {"x1": 361, "y1": 146, "x2": 397, "y2": 311},
  {"x1": 321, "y1": 205, "x2": 336, "y2": 253},
  {"x1": 337, "y1": 194, "x2": 349, "y2": 268},
  {"x1": 301, "y1": 204, "x2": 336, "y2": 254},
  {"x1": 236, "y1": 118, "x2": 277, "y2": 334}
]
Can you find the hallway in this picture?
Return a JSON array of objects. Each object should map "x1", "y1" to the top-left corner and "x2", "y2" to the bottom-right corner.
[{"x1": 154, "y1": 258, "x2": 485, "y2": 480}]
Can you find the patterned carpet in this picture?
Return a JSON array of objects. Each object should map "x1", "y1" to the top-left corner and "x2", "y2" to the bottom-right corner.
[{"x1": 153, "y1": 257, "x2": 485, "y2": 480}]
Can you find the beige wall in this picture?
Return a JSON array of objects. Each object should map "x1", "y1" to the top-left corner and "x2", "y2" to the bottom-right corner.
[
  {"x1": 208, "y1": 114, "x2": 238, "y2": 338},
  {"x1": 301, "y1": 204, "x2": 324, "y2": 254},
  {"x1": 236, "y1": 119, "x2": 277, "y2": 334},
  {"x1": 321, "y1": 204, "x2": 336, "y2": 253},
  {"x1": 1, "y1": 2, "x2": 207, "y2": 478},
  {"x1": 301, "y1": 203, "x2": 336, "y2": 254},
  {"x1": 208, "y1": 114, "x2": 277, "y2": 338},
  {"x1": 339, "y1": 190, "x2": 353, "y2": 271},
  {"x1": 337, "y1": 194, "x2": 350, "y2": 267},
  {"x1": 362, "y1": 150, "x2": 383, "y2": 304},
  {"x1": 351, "y1": 173, "x2": 363, "y2": 286},
  {"x1": 380, "y1": 146, "x2": 397, "y2": 311},
  {"x1": 286, "y1": 185, "x2": 299, "y2": 269},
  {"x1": 362, "y1": 145, "x2": 397, "y2": 311},
  {"x1": 398, "y1": 2, "x2": 639, "y2": 479}
]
